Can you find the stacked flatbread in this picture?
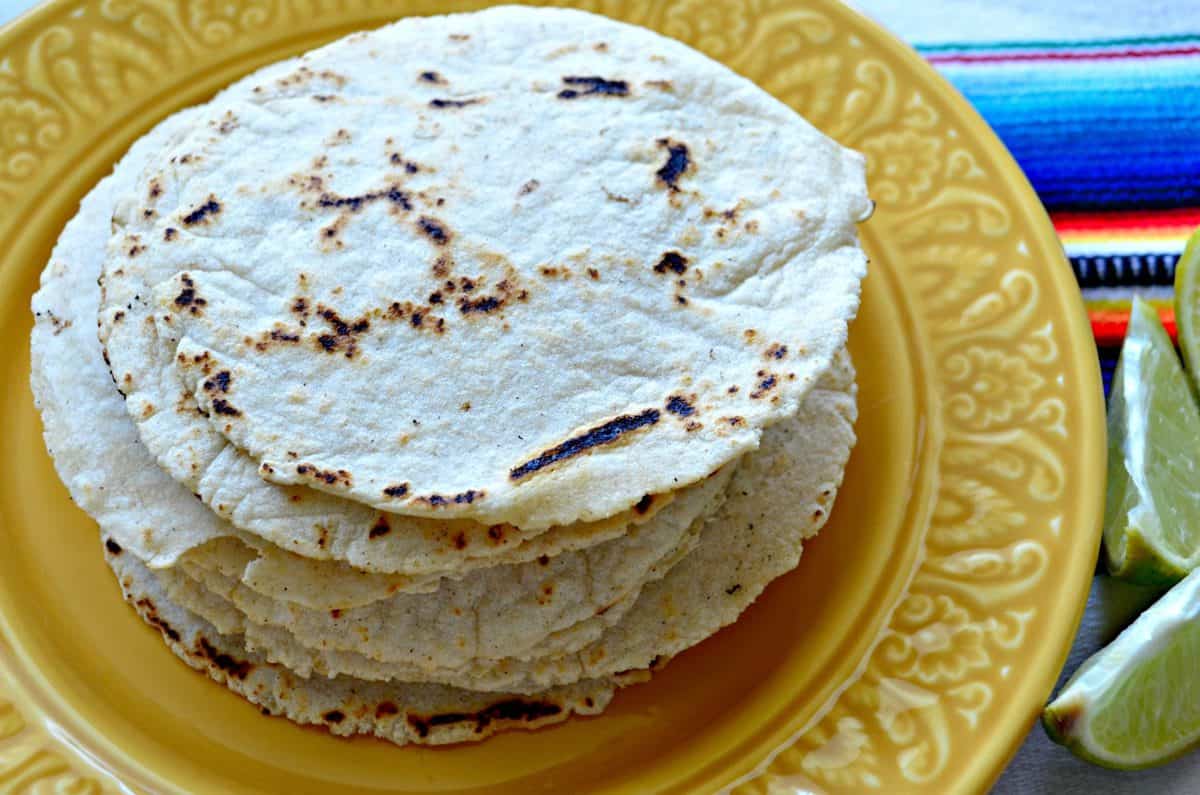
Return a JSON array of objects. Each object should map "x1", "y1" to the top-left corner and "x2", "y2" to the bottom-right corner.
[{"x1": 31, "y1": 6, "x2": 869, "y2": 745}]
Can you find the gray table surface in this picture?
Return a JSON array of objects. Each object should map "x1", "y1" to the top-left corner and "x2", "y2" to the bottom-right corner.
[{"x1": 2, "y1": 0, "x2": 1197, "y2": 792}]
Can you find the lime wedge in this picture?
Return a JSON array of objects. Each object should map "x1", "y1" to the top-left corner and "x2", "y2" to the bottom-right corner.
[
  {"x1": 1104, "y1": 296, "x2": 1200, "y2": 585},
  {"x1": 1173, "y1": 227, "x2": 1200, "y2": 391},
  {"x1": 1044, "y1": 568, "x2": 1200, "y2": 768}
]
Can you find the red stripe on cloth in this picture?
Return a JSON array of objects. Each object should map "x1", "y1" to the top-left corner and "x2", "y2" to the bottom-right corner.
[
  {"x1": 1054, "y1": 208, "x2": 1200, "y2": 233},
  {"x1": 926, "y1": 46, "x2": 1200, "y2": 64},
  {"x1": 1091, "y1": 307, "x2": 1177, "y2": 346}
]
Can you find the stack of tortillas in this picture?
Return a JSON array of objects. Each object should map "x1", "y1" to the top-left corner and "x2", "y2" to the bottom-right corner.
[{"x1": 31, "y1": 6, "x2": 869, "y2": 745}]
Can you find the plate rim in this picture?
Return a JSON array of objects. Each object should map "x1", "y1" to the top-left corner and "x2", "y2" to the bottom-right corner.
[{"x1": 0, "y1": 1, "x2": 1106, "y2": 792}]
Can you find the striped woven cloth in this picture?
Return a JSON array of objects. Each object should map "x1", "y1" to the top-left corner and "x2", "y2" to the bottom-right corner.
[{"x1": 905, "y1": 25, "x2": 1200, "y2": 393}]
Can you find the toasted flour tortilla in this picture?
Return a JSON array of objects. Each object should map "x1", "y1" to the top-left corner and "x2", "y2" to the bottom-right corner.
[
  {"x1": 106, "y1": 542, "x2": 634, "y2": 745},
  {"x1": 99, "y1": 6, "x2": 870, "y2": 533},
  {"x1": 170, "y1": 490, "x2": 711, "y2": 669},
  {"x1": 175, "y1": 469, "x2": 728, "y2": 669},
  {"x1": 156, "y1": 354, "x2": 855, "y2": 692},
  {"x1": 30, "y1": 103, "x2": 721, "y2": 608},
  {"x1": 32, "y1": 150, "x2": 730, "y2": 653}
]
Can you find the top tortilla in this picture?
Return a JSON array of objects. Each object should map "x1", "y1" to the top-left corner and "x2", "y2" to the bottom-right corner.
[{"x1": 98, "y1": 5, "x2": 870, "y2": 530}]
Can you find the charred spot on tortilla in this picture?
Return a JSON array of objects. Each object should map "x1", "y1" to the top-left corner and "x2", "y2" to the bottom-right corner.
[
  {"x1": 633, "y1": 494, "x2": 655, "y2": 514},
  {"x1": 429, "y1": 97, "x2": 484, "y2": 109},
  {"x1": 664, "y1": 395, "x2": 696, "y2": 417},
  {"x1": 557, "y1": 76, "x2": 629, "y2": 99},
  {"x1": 655, "y1": 139, "x2": 690, "y2": 191},
  {"x1": 322, "y1": 710, "x2": 345, "y2": 724},
  {"x1": 382, "y1": 483, "x2": 410, "y2": 498},
  {"x1": 510, "y1": 408, "x2": 661, "y2": 481},
  {"x1": 313, "y1": 305, "x2": 371, "y2": 358},
  {"x1": 406, "y1": 699, "x2": 561, "y2": 739},
  {"x1": 368, "y1": 515, "x2": 391, "y2": 539},
  {"x1": 295, "y1": 463, "x2": 352, "y2": 488},
  {"x1": 163, "y1": 227, "x2": 178, "y2": 241},
  {"x1": 416, "y1": 489, "x2": 484, "y2": 507},
  {"x1": 375, "y1": 702, "x2": 400, "y2": 718},
  {"x1": 654, "y1": 251, "x2": 688, "y2": 275},
  {"x1": 210, "y1": 398, "x2": 241, "y2": 417},
  {"x1": 316, "y1": 186, "x2": 411, "y2": 213},
  {"x1": 750, "y1": 371, "x2": 778, "y2": 399},
  {"x1": 203, "y1": 370, "x2": 232, "y2": 393},
  {"x1": 765, "y1": 343, "x2": 788, "y2": 360},
  {"x1": 419, "y1": 71, "x2": 446, "y2": 84},
  {"x1": 173, "y1": 274, "x2": 207, "y2": 315},
  {"x1": 195, "y1": 637, "x2": 253, "y2": 679},
  {"x1": 104, "y1": 538, "x2": 123, "y2": 555},
  {"x1": 181, "y1": 196, "x2": 221, "y2": 226},
  {"x1": 417, "y1": 216, "x2": 450, "y2": 245}
]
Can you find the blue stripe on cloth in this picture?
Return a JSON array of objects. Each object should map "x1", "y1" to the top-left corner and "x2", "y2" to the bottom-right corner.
[{"x1": 936, "y1": 58, "x2": 1200, "y2": 211}]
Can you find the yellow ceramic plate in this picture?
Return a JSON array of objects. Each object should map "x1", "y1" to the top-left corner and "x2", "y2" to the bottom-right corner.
[{"x1": 0, "y1": 1, "x2": 1104, "y2": 792}]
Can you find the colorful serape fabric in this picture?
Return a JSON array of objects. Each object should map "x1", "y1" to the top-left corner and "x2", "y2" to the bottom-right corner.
[{"x1": 914, "y1": 33, "x2": 1200, "y2": 393}]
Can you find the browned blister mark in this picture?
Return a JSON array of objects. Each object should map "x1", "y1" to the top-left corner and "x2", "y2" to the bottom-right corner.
[
  {"x1": 557, "y1": 75, "x2": 629, "y2": 99},
  {"x1": 181, "y1": 195, "x2": 221, "y2": 226},
  {"x1": 317, "y1": 185, "x2": 411, "y2": 213},
  {"x1": 382, "y1": 483, "x2": 410, "y2": 498},
  {"x1": 655, "y1": 139, "x2": 691, "y2": 191},
  {"x1": 210, "y1": 398, "x2": 241, "y2": 417},
  {"x1": 429, "y1": 97, "x2": 484, "y2": 108},
  {"x1": 295, "y1": 463, "x2": 353, "y2": 488},
  {"x1": 664, "y1": 395, "x2": 696, "y2": 417},
  {"x1": 458, "y1": 274, "x2": 525, "y2": 316},
  {"x1": 173, "y1": 274, "x2": 207, "y2": 316},
  {"x1": 510, "y1": 409, "x2": 661, "y2": 481},
  {"x1": 313, "y1": 305, "x2": 371, "y2": 359},
  {"x1": 369, "y1": 515, "x2": 391, "y2": 539},
  {"x1": 415, "y1": 489, "x2": 485, "y2": 508},
  {"x1": 654, "y1": 251, "x2": 688, "y2": 275},
  {"x1": 133, "y1": 596, "x2": 182, "y2": 642},
  {"x1": 749, "y1": 371, "x2": 778, "y2": 399},
  {"x1": 195, "y1": 637, "x2": 254, "y2": 679},
  {"x1": 417, "y1": 216, "x2": 451, "y2": 245},
  {"x1": 406, "y1": 699, "x2": 561, "y2": 739},
  {"x1": 765, "y1": 343, "x2": 789, "y2": 360},
  {"x1": 202, "y1": 370, "x2": 231, "y2": 393}
]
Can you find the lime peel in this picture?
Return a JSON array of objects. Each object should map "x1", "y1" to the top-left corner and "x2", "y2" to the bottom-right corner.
[
  {"x1": 1103, "y1": 296, "x2": 1200, "y2": 584},
  {"x1": 1044, "y1": 569, "x2": 1200, "y2": 769}
]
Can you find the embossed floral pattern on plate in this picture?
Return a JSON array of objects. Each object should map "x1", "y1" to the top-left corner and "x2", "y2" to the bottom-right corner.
[{"x1": 0, "y1": 1, "x2": 1104, "y2": 793}]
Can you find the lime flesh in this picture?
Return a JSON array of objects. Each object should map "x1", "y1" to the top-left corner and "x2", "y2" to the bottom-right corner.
[
  {"x1": 1104, "y1": 296, "x2": 1200, "y2": 585},
  {"x1": 1044, "y1": 569, "x2": 1200, "y2": 768}
]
